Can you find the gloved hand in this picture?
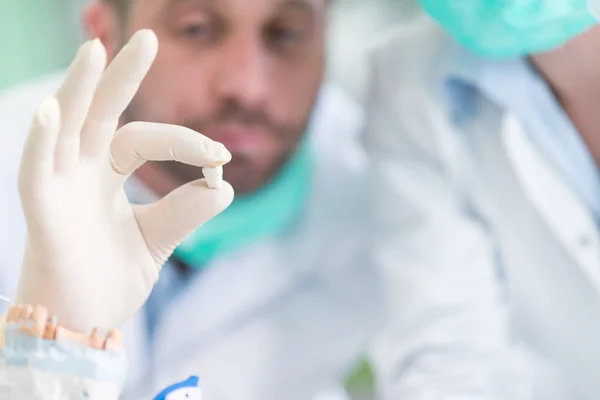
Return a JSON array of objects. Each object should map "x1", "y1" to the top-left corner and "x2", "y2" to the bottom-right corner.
[{"x1": 13, "y1": 29, "x2": 234, "y2": 333}]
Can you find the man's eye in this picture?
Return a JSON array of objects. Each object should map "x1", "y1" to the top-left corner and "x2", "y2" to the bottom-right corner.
[
  {"x1": 267, "y1": 26, "x2": 301, "y2": 45},
  {"x1": 182, "y1": 23, "x2": 210, "y2": 37}
]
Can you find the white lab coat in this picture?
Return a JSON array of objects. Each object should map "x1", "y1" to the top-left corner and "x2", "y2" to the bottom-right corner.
[
  {"x1": 365, "y1": 14, "x2": 600, "y2": 400},
  {"x1": 0, "y1": 73, "x2": 384, "y2": 400}
]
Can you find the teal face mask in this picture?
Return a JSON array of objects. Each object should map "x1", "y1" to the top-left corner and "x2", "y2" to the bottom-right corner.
[
  {"x1": 172, "y1": 141, "x2": 313, "y2": 268},
  {"x1": 418, "y1": 0, "x2": 598, "y2": 58}
]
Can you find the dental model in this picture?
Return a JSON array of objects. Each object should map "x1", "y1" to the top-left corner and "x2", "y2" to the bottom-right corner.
[
  {"x1": 203, "y1": 165, "x2": 224, "y2": 189},
  {"x1": 0, "y1": 304, "x2": 127, "y2": 400}
]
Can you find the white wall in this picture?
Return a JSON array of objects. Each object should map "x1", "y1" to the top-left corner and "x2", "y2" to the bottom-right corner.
[{"x1": 327, "y1": 0, "x2": 418, "y2": 104}]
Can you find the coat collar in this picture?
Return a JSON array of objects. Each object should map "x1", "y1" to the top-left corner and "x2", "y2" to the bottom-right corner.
[{"x1": 499, "y1": 112, "x2": 600, "y2": 289}]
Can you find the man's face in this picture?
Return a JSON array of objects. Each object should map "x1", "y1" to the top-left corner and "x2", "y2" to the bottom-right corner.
[{"x1": 99, "y1": 0, "x2": 326, "y2": 194}]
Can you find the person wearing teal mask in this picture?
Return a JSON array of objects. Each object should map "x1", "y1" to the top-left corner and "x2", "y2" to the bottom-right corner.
[
  {"x1": 0, "y1": 0, "x2": 384, "y2": 399},
  {"x1": 419, "y1": 0, "x2": 598, "y2": 58},
  {"x1": 366, "y1": 1, "x2": 600, "y2": 399}
]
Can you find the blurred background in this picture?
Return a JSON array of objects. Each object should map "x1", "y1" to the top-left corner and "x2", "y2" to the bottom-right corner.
[
  {"x1": 0, "y1": 1, "x2": 418, "y2": 399},
  {"x1": 0, "y1": 0, "x2": 82, "y2": 90}
]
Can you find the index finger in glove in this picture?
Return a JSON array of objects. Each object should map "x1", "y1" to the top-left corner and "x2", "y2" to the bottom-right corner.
[{"x1": 110, "y1": 121, "x2": 232, "y2": 177}]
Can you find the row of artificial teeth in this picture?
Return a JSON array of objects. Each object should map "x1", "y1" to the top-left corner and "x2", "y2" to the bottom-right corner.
[{"x1": 5, "y1": 305, "x2": 123, "y2": 350}]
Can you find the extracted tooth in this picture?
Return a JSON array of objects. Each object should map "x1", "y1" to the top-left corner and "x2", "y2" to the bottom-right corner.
[
  {"x1": 104, "y1": 329, "x2": 124, "y2": 351},
  {"x1": 203, "y1": 165, "x2": 223, "y2": 189},
  {"x1": 88, "y1": 328, "x2": 104, "y2": 350},
  {"x1": 31, "y1": 306, "x2": 48, "y2": 337}
]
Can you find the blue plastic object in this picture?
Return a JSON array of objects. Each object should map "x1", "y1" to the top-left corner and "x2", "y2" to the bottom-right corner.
[{"x1": 153, "y1": 376, "x2": 201, "y2": 400}]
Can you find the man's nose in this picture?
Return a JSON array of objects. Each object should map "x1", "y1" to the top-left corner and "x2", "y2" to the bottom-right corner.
[{"x1": 213, "y1": 36, "x2": 270, "y2": 109}]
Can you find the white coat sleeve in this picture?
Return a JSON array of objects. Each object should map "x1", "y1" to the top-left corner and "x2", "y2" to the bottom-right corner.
[{"x1": 364, "y1": 24, "x2": 560, "y2": 400}]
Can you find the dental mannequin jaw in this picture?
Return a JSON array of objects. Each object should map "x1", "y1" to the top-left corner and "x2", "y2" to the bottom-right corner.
[
  {"x1": 2, "y1": 304, "x2": 123, "y2": 349},
  {"x1": 0, "y1": 305, "x2": 127, "y2": 400}
]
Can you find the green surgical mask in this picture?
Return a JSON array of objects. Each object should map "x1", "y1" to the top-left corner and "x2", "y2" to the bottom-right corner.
[
  {"x1": 172, "y1": 141, "x2": 313, "y2": 268},
  {"x1": 419, "y1": 0, "x2": 597, "y2": 58}
]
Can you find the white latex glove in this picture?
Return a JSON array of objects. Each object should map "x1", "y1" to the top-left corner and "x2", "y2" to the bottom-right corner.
[{"x1": 13, "y1": 30, "x2": 234, "y2": 333}]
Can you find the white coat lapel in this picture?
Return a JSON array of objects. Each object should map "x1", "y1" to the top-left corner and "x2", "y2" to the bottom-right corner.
[
  {"x1": 500, "y1": 112, "x2": 600, "y2": 291},
  {"x1": 149, "y1": 240, "x2": 302, "y2": 367}
]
